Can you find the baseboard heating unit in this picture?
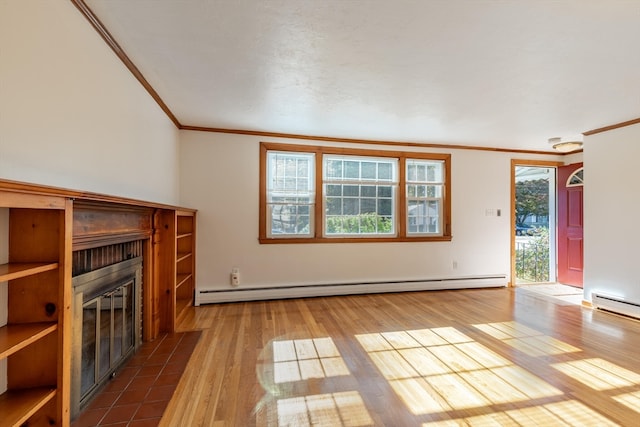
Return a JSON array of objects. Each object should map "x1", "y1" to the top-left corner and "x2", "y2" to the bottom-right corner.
[
  {"x1": 195, "y1": 275, "x2": 507, "y2": 305},
  {"x1": 592, "y1": 293, "x2": 640, "y2": 320}
]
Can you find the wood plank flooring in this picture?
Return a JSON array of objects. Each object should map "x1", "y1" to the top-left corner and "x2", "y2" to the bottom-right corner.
[{"x1": 160, "y1": 287, "x2": 640, "y2": 426}]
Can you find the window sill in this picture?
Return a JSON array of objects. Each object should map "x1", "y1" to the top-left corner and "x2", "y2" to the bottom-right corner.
[{"x1": 259, "y1": 235, "x2": 453, "y2": 244}]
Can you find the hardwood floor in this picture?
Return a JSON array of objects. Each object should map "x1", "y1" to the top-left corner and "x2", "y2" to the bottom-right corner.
[{"x1": 161, "y1": 287, "x2": 640, "y2": 426}]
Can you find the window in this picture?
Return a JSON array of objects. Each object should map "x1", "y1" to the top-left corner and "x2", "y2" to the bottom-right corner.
[
  {"x1": 324, "y1": 155, "x2": 398, "y2": 236},
  {"x1": 406, "y1": 159, "x2": 444, "y2": 235},
  {"x1": 566, "y1": 167, "x2": 584, "y2": 187},
  {"x1": 260, "y1": 142, "x2": 451, "y2": 243},
  {"x1": 266, "y1": 151, "x2": 315, "y2": 237}
]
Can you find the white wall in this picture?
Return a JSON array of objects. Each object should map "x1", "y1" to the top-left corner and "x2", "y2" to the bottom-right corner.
[
  {"x1": 0, "y1": 0, "x2": 180, "y2": 204},
  {"x1": 180, "y1": 130, "x2": 561, "y2": 293},
  {"x1": 0, "y1": 0, "x2": 181, "y2": 393},
  {"x1": 584, "y1": 123, "x2": 640, "y2": 304}
]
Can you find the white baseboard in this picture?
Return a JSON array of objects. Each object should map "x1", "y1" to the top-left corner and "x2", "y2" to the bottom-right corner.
[
  {"x1": 592, "y1": 293, "x2": 640, "y2": 320},
  {"x1": 195, "y1": 275, "x2": 508, "y2": 305}
]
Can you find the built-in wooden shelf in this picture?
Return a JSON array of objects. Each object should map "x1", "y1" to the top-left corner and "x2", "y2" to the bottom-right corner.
[
  {"x1": 0, "y1": 323, "x2": 58, "y2": 359},
  {"x1": 157, "y1": 209, "x2": 196, "y2": 332},
  {"x1": 175, "y1": 298, "x2": 191, "y2": 321},
  {"x1": 0, "y1": 263, "x2": 59, "y2": 282},
  {"x1": 0, "y1": 387, "x2": 57, "y2": 427},
  {"x1": 176, "y1": 253, "x2": 192, "y2": 263},
  {"x1": 176, "y1": 274, "x2": 193, "y2": 290}
]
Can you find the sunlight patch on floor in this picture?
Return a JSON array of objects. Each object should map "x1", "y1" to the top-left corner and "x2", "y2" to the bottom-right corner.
[
  {"x1": 551, "y1": 358, "x2": 640, "y2": 391},
  {"x1": 612, "y1": 391, "x2": 640, "y2": 412},
  {"x1": 518, "y1": 284, "x2": 584, "y2": 306},
  {"x1": 421, "y1": 400, "x2": 618, "y2": 426},
  {"x1": 356, "y1": 327, "x2": 563, "y2": 416},
  {"x1": 473, "y1": 321, "x2": 581, "y2": 356},
  {"x1": 273, "y1": 337, "x2": 350, "y2": 383},
  {"x1": 262, "y1": 323, "x2": 636, "y2": 426},
  {"x1": 277, "y1": 391, "x2": 373, "y2": 427}
]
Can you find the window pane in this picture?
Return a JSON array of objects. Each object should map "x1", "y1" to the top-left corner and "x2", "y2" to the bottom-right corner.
[
  {"x1": 378, "y1": 163, "x2": 392, "y2": 180},
  {"x1": 269, "y1": 204, "x2": 311, "y2": 235},
  {"x1": 406, "y1": 159, "x2": 444, "y2": 235},
  {"x1": 378, "y1": 186, "x2": 392, "y2": 198},
  {"x1": 343, "y1": 198, "x2": 358, "y2": 215},
  {"x1": 345, "y1": 161, "x2": 360, "y2": 179},
  {"x1": 361, "y1": 198, "x2": 376, "y2": 213},
  {"x1": 407, "y1": 199, "x2": 440, "y2": 234},
  {"x1": 361, "y1": 162, "x2": 376, "y2": 179},
  {"x1": 326, "y1": 184, "x2": 342, "y2": 196},
  {"x1": 407, "y1": 160, "x2": 443, "y2": 183},
  {"x1": 267, "y1": 151, "x2": 315, "y2": 237},
  {"x1": 378, "y1": 198, "x2": 392, "y2": 216},
  {"x1": 344, "y1": 185, "x2": 359, "y2": 197},
  {"x1": 361, "y1": 185, "x2": 376, "y2": 197},
  {"x1": 323, "y1": 155, "x2": 397, "y2": 236},
  {"x1": 326, "y1": 198, "x2": 341, "y2": 215},
  {"x1": 326, "y1": 159, "x2": 342, "y2": 179}
]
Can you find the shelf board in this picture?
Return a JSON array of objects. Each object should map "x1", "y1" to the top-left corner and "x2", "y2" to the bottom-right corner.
[
  {"x1": 0, "y1": 323, "x2": 58, "y2": 360},
  {"x1": 176, "y1": 233, "x2": 193, "y2": 239},
  {"x1": 175, "y1": 297, "x2": 192, "y2": 322},
  {"x1": 176, "y1": 252, "x2": 192, "y2": 263},
  {"x1": 0, "y1": 387, "x2": 56, "y2": 427},
  {"x1": 0, "y1": 263, "x2": 59, "y2": 282},
  {"x1": 176, "y1": 273, "x2": 193, "y2": 289}
]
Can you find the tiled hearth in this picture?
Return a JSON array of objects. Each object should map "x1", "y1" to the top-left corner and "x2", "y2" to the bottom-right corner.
[{"x1": 72, "y1": 331, "x2": 201, "y2": 427}]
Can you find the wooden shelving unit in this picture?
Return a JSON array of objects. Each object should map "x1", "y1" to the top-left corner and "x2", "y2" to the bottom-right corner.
[
  {"x1": 1, "y1": 193, "x2": 72, "y2": 427},
  {"x1": 0, "y1": 387, "x2": 57, "y2": 427},
  {"x1": 1, "y1": 179, "x2": 196, "y2": 424},
  {"x1": 157, "y1": 209, "x2": 196, "y2": 332}
]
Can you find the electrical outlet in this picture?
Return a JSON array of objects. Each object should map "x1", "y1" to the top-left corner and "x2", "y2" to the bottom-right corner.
[
  {"x1": 452, "y1": 260, "x2": 458, "y2": 270},
  {"x1": 230, "y1": 267, "x2": 240, "y2": 286}
]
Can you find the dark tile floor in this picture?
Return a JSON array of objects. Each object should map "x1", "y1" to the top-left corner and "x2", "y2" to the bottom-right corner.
[{"x1": 72, "y1": 331, "x2": 201, "y2": 427}]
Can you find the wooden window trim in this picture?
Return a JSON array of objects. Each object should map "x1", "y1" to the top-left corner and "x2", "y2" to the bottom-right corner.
[{"x1": 259, "y1": 142, "x2": 452, "y2": 243}]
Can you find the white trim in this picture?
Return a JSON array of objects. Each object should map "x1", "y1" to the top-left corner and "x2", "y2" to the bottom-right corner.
[{"x1": 195, "y1": 275, "x2": 507, "y2": 304}]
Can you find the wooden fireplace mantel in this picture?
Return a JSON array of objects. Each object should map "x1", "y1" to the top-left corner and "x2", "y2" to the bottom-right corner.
[{"x1": 0, "y1": 178, "x2": 196, "y2": 426}]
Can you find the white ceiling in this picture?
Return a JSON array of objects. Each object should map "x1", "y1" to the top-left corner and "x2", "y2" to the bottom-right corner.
[{"x1": 83, "y1": 0, "x2": 640, "y2": 151}]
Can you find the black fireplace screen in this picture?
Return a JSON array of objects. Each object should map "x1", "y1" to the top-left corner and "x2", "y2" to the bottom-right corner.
[
  {"x1": 80, "y1": 279, "x2": 135, "y2": 397},
  {"x1": 72, "y1": 256, "x2": 142, "y2": 418}
]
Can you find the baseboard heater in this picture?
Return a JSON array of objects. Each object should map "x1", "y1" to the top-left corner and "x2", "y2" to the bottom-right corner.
[
  {"x1": 592, "y1": 293, "x2": 640, "y2": 320},
  {"x1": 195, "y1": 274, "x2": 507, "y2": 305}
]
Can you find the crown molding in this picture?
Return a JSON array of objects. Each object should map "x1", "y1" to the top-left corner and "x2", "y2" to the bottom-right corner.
[
  {"x1": 70, "y1": 0, "x2": 181, "y2": 128},
  {"x1": 583, "y1": 117, "x2": 640, "y2": 136},
  {"x1": 180, "y1": 125, "x2": 564, "y2": 155}
]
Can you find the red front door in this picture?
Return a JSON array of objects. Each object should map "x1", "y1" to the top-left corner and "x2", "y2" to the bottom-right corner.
[{"x1": 557, "y1": 163, "x2": 584, "y2": 287}]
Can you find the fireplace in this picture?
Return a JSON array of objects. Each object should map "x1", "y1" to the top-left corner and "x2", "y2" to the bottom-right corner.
[{"x1": 71, "y1": 255, "x2": 142, "y2": 418}]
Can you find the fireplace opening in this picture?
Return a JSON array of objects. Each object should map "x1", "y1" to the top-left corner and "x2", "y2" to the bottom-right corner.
[{"x1": 71, "y1": 256, "x2": 142, "y2": 418}]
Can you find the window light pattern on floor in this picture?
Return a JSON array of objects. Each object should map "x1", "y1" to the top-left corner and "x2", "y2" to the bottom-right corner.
[
  {"x1": 421, "y1": 400, "x2": 617, "y2": 426},
  {"x1": 262, "y1": 323, "x2": 637, "y2": 426},
  {"x1": 613, "y1": 391, "x2": 640, "y2": 412},
  {"x1": 473, "y1": 321, "x2": 581, "y2": 357},
  {"x1": 551, "y1": 358, "x2": 640, "y2": 391},
  {"x1": 277, "y1": 391, "x2": 373, "y2": 427},
  {"x1": 355, "y1": 327, "x2": 563, "y2": 416},
  {"x1": 272, "y1": 337, "x2": 350, "y2": 383}
]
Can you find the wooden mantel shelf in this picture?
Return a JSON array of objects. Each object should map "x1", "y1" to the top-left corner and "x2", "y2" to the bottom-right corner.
[{"x1": 0, "y1": 178, "x2": 195, "y2": 213}]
